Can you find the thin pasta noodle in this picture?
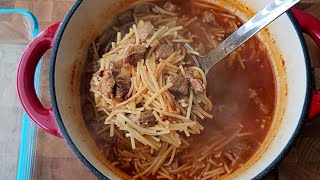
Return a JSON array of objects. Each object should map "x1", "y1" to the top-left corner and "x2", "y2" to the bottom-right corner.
[
  {"x1": 153, "y1": 5, "x2": 178, "y2": 16},
  {"x1": 152, "y1": 145, "x2": 175, "y2": 175},
  {"x1": 89, "y1": 15, "x2": 215, "y2": 179},
  {"x1": 186, "y1": 89, "x2": 193, "y2": 119},
  {"x1": 146, "y1": 26, "x2": 167, "y2": 47},
  {"x1": 134, "y1": 143, "x2": 168, "y2": 178},
  {"x1": 133, "y1": 24, "x2": 140, "y2": 45},
  {"x1": 118, "y1": 113, "x2": 157, "y2": 135},
  {"x1": 164, "y1": 147, "x2": 176, "y2": 166},
  {"x1": 145, "y1": 83, "x2": 173, "y2": 106},
  {"x1": 154, "y1": 108, "x2": 192, "y2": 122},
  {"x1": 116, "y1": 86, "x2": 147, "y2": 107}
]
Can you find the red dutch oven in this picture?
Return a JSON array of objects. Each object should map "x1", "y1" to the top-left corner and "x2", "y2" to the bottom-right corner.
[{"x1": 16, "y1": 0, "x2": 320, "y2": 179}]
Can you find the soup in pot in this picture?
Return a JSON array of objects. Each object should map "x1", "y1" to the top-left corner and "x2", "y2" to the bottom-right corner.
[{"x1": 81, "y1": 0, "x2": 276, "y2": 179}]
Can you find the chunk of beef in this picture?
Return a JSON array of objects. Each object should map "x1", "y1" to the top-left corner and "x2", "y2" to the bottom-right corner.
[
  {"x1": 163, "y1": 2, "x2": 179, "y2": 12},
  {"x1": 118, "y1": 10, "x2": 133, "y2": 24},
  {"x1": 167, "y1": 73, "x2": 189, "y2": 96},
  {"x1": 155, "y1": 44, "x2": 174, "y2": 59},
  {"x1": 137, "y1": 21, "x2": 155, "y2": 41},
  {"x1": 100, "y1": 76, "x2": 115, "y2": 98},
  {"x1": 123, "y1": 45, "x2": 146, "y2": 66},
  {"x1": 189, "y1": 78, "x2": 206, "y2": 93},
  {"x1": 115, "y1": 78, "x2": 131, "y2": 101},
  {"x1": 182, "y1": 55, "x2": 197, "y2": 68},
  {"x1": 185, "y1": 73, "x2": 206, "y2": 93},
  {"x1": 202, "y1": 11, "x2": 216, "y2": 25},
  {"x1": 128, "y1": 110, "x2": 156, "y2": 128}
]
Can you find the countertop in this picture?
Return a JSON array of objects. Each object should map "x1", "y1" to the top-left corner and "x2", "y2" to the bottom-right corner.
[{"x1": 1, "y1": 0, "x2": 320, "y2": 179}]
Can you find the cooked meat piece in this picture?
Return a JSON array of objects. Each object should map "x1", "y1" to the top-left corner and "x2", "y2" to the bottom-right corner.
[
  {"x1": 182, "y1": 55, "x2": 196, "y2": 68},
  {"x1": 137, "y1": 21, "x2": 155, "y2": 41},
  {"x1": 118, "y1": 10, "x2": 134, "y2": 24},
  {"x1": 155, "y1": 44, "x2": 174, "y2": 59},
  {"x1": 100, "y1": 76, "x2": 116, "y2": 98},
  {"x1": 163, "y1": 2, "x2": 179, "y2": 12},
  {"x1": 185, "y1": 73, "x2": 206, "y2": 93},
  {"x1": 123, "y1": 45, "x2": 146, "y2": 66},
  {"x1": 115, "y1": 78, "x2": 131, "y2": 101},
  {"x1": 189, "y1": 78, "x2": 206, "y2": 93},
  {"x1": 112, "y1": 59, "x2": 123, "y2": 69},
  {"x1": 128, "y1": 110, "x2": 156, "y2": 128},
  {"x1": 134, "y1": 4, "x2": 151, "y2": 14},
  {"x1": 167, "y1": 74, "x2": 189, "y2": 96},
  {"x1": 202, "y1": 11, "x2": 216, "y2": 24}
]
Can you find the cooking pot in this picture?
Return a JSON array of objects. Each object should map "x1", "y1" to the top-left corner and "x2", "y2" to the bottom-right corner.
[{"x1": 16, "y1": 0, "x2": 320, "y2": 179}]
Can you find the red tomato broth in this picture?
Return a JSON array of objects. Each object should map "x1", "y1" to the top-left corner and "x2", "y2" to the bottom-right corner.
[{"x1": 80, "y1": 0, "x2": 276, "y2": 179}]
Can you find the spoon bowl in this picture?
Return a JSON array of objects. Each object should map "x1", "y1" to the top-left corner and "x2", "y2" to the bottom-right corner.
[{"x1": 185, "y1": 0, "x2": 300, "y2": 74}]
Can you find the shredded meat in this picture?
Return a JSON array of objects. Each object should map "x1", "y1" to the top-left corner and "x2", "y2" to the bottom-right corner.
[
  {"x1": 202, "y1": 11, "x2": 216, "y2": 24},
  {"x1": 155, "y1": 44, "x2": 174, "y2": 59},
  {"x1": 115, "y1": 78, "x2": 131, "y2": 101},
  {"x1": 123, "y1": 45, "x2": 146, "y2": 66},
  {"x1": 185, "y1": 73, "x2": 206, "y2": 93},
  {"x1": 167, "y1": 73, "x2": 189, "y2": 96},
  {"x1": 137, "y1": 21, "x2": 155, "y2": 41},
  {"x1": 128, "y1": 110, "x2": 156, "y2": 128},
  {"x1": 163, "y1": 2, "x2": 179, "y2": 12},
  {"x1": 100, "y1": 76, "x2": 115, "y2": 98}
]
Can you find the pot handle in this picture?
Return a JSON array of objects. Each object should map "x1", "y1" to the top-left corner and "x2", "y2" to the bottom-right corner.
[
  {"x1": 290, "y1": 8, "x2": 320, "y2": 119},
  {"x1": 17, "y1": 22, "x2": 62, "y2": 138}
]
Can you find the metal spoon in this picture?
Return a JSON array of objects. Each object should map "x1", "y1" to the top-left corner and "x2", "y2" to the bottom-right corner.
[{"x1": 185, "y1": 0, "x2": 300, "y2": 74}]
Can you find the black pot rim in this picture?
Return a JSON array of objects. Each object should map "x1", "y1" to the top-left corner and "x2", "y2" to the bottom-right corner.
[{"x1": 49, "y1": 1, "x2": 312, "y2": 179}]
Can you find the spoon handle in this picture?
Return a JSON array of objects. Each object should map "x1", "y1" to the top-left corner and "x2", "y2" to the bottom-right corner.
[{"x1": 200, "y1": 0, "x2": 300, "y2": 73}]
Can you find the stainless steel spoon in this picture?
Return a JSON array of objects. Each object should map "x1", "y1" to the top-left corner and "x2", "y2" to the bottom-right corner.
[{"x1": 185, "y1": 0, "x2": 300, "y2": 74}]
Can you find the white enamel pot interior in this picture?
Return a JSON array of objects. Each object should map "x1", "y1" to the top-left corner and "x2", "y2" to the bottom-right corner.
[{"x1": 49, "y1": 0, "x2": 310, "y2": 179}]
